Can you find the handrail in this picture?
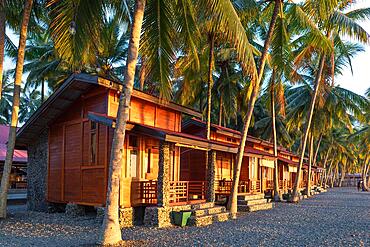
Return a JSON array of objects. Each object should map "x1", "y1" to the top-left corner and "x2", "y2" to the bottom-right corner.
[
  {"x1": 215, "y1": 179, "x2": 262, "y2": 194},
  {"x1": 132, "y1": 180, "x2": 158, "y2": 206},
  {"x1": 132, "y1": 180, "x2": 206, "y2": 206}
]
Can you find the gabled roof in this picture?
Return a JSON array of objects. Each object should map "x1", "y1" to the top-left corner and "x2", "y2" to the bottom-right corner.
[
  {"x1": 87, "y1": 112, "x2": 238, "y2": 153},
  {"x1": 0, "y1": 125, "x2": 27, "y2": 163},
  {"x1": 183, "y1": 118, "x2": 275, "y2": 147},
  {"x1": 16, "y1": 73, "x2": 201, "y2": 147}
]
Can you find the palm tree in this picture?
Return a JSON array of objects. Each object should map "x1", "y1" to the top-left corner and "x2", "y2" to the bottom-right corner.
[
  {"x1": 228, "y1": 0, "x2": 282, "y2": 217},
  {"x1": 290, "y1": 1, "x2": 370, "y2": 202},
  {"x1": 0, "y1": 0, "x2": 33, "y2": 219}
]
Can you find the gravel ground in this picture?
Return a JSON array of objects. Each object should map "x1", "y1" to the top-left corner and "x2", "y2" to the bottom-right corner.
[{"x1": 0, "y1": 187, "x2": 369, "y2": 247}]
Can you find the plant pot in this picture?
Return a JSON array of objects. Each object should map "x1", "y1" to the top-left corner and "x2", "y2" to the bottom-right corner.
[{"x1": 172, "y1": 211, "x2": 192, "y2": 227}]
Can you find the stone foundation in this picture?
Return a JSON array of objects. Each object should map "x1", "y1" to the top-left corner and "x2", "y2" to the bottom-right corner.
[
  {"x1": 95, "y1": 206, "x2": 105, "y2": 224},
  {"x1": 27, "y1": 129, "x2": 49, "y2": 212},
  {"x1": 119, "y1": 207, "x2": 134, "y2": 228},
  {"x1": 144, "y1": 205, "x2": 192, "y2": 227},
  {"x1": 65, "y1": 203, "x2": 86, "y2": 216}
]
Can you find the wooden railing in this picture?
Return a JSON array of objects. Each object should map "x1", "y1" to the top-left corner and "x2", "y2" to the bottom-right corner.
[
  {"x1": 132, "y1": 180, "x2": 206, "y2": 206},
  {"x1": 249, "y1": 179, "x2": 261, "y2": 193},
  {"x1": 215, "y1": 179, "x2": 261, "y2": 194},
  {"x1": 132, "y1": 180, "x2": 158, "y2": 205},
  {"x1": 169, "y1": 181, "x2": 206, "y2": 204},
  {"x1": 279, "y1": 180, "x2": 289, "y2": 191}
]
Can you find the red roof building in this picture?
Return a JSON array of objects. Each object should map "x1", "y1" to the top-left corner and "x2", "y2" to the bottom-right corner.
[{"x1": 0, "y1": 125, "x2": 28, "y2": 163}]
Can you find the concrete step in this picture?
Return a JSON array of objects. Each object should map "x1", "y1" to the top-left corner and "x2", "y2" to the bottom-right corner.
[
  {"x1": 191, "y1": 202, "x2": 215, "y2": 210},
  {"x1": 238, "y1": 198, "x2": 268, "y2": 206},
  {"x1": 237, "y1": 193, "x2": 264, "y2": 201},
  {"x1": 238, "y1": 202, "x2": 273, "y2": 212},
  {"x1": 188, "y1": 212, "x2": 230, "y2": 227},
  {"x1": 192, "y1": 206, "x2": 226, "y2": 217}
]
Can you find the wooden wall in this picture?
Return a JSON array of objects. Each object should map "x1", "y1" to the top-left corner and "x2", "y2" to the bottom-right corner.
[
  {"x1": 216, "y1": 152, "x2": 233, "y2": 180},
  {"x1": 47, "y1": 86, "x2": 189, "y2": 207},
  {"x1": 108, "y1": 90, "x2": 182, "y2": 132},
  {"x1": 180, "y1": 148, "x2": 206, "y2": 181},
  {"x1": 48, "y1": 88, "x2": 110, "y2": 205}
]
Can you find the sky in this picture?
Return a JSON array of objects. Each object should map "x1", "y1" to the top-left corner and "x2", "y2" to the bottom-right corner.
[
  {"x1": 3, "y1": 1, "x2": 370, "y2": 96},
  {"x1": 335, "y1": 1, "x2": 370, "y2": 96}
]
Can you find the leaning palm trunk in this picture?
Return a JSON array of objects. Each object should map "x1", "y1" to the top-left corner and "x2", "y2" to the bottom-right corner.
[
  {"x1": 324, "y1": 159, "x2": 334, "y2": 188},
  {"x1": 320, "y1": 148, "x2": 331, "y2": 187},
  {"x1": 312, "y1": 134, "x2": 322, "y2": 167},
  {"x1": 270, "y1": 69, "x2": 281, "y2": 201},
  {"x1": 290, "y1": 54, "x2": 326, "y2": 202},
  {"x1": 338, "y1": 163, "x2": 346, "y2": 187},
  {"x1": 0, "y1": 0, "x2": 33, "y2": 219},
  {"x1": 306, "y1": 135, "x2": 314, "y2": 196},
  {"x1": 228, "y1": 0, "x2": 281, "y2": 216},
  {"x1": 0, "y1": 0, "x2": 5, "y2": 100},
  {"x1": 98, "y1": 0, "x2": 145, "y2": 245},
  {"x1": 206, "y1": 32, "x2": 215, "y2": 140},
  {"x1": 362, "y1": 163, "x2": 369, "y2": 191}
]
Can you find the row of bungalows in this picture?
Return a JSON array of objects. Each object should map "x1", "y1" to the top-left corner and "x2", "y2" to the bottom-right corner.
[{"x1": 15, "y1": 73, "x2": 323, "y2": 227}]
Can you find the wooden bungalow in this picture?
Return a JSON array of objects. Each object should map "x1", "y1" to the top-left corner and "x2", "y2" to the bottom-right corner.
[
  {"x1": 16, "y1": 73, "x2": 238, "y2": 227},
  {"x1": 182, "y1": 118, "x2": 276, "y2": 210},
  {"x1": 16, "y1": 73, "x2": 323, "y2": 227}
]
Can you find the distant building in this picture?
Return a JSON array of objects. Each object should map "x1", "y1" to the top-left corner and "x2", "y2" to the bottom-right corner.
[{"x1": 0, "y1": 125, "x2": 28, "y2": 189}]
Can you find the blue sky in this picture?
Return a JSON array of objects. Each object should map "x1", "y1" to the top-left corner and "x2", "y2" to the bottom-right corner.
[{"x1": 4, "y1": 1, "x2": 370, "y2": 96}]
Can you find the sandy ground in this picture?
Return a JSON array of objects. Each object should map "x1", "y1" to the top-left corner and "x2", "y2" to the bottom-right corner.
[{"x1": 0, "y1": 187, "x2": 369, "y2": 246}]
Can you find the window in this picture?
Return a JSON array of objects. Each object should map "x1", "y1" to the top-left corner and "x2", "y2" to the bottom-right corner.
[
  {"x1": 128, "y1": 135, "x2": 139, "y2": 178},
  {"x1": 90, "y1": 121, "x2": 97, "y2": 164},
  {"x1": 250, "y1": 157, "x2": 258, "y2": 179},
  {"x1": 146, "y1": 149, "x2": 151, "y2": 173}
]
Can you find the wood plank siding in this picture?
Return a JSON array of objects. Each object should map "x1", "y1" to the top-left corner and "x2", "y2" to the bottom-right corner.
[{"x1": 47, "y1": 86, "x2": 183, "y2": 207}]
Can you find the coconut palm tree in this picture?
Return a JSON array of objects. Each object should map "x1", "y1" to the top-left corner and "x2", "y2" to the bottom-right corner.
[
  {"x1": 289, "y1": 0, "x2": 370, "y2": 202},
  {"x1": 0, "y1": 0, "x2": 34, "y2": 219}
]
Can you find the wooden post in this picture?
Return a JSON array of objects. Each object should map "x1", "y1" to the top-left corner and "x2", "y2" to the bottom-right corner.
[{"x1": 157, "y1": 141, "x2": 170, "y2": 207}]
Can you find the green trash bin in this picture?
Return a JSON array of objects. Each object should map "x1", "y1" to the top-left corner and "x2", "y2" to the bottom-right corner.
[{"x1": 173, "y1": 211, "x2": 192, "y2": 227}]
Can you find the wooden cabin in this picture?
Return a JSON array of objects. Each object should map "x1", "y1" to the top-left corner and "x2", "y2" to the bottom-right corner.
[
  {"x1": 17, "y1": 73, "x2": 323, "y2": 227},
  {"x1": 182, "y1": 118, "x2": 276, "y2": 198},
  {"x1": 16, "y1": 73, "x2": 242, "y2": 226}
]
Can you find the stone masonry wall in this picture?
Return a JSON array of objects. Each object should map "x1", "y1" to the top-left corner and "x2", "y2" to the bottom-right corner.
[{"x1": 27, "y1": 129, "x2": 49, "y2": 212}]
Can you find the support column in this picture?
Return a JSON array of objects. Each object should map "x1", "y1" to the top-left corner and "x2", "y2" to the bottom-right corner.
[
  {"x1": 144, "y1": 141, "x2": 171, "y2": 227},
  {"x1": 157, "y1": 141, "x2": 170, "y2": 207},
  {"x1": 206, "y1": 150, "x2": 216, "y2": 202}
]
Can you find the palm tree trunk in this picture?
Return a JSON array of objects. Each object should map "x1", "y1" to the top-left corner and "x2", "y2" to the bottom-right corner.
[
  {"x1": 228, "y1": 0, "x2": 281, "y2": 216},
  {"x1": 362, "y1": 163, "x2": 369, "y2": 191},
  {"x1": 306, "y1": 135, "x2": 314, "y2": 196},
  {"x1": 312, "y1": 134, "x2": 322, "y2": 166},
  {"x1": 206, "y1": 32, "x2": 215, "y2": 140},
  {"x1": 0, "y1": 0, "x2": 33, "y2": 219},
  {"x1": 324, "y1": 160, "x2": 333, "y2": 188},
  {"x1": 270, "y1": 69, "x2": 281, "y2": 201},
  {"x1": 98, "y1": 0, "x2": 145, "y2": 245},
  {"x1": 290, "y1": 54, "x2": 326, "y2": 202},
  {"x1": 320, "y1": 148, "x2": 331, "y2": 187},
  {"x1": 218, "y1": 94, "x2": 223, "y2": 126},
  {"x1": 338, "y1": 163, "x2": 345, "y2": 187},
  {"x1": 41, "y1": 79, "x2": 45, "y2": 102},
  {"x1": 0, "y1": 0, "x2": 5, "y2": 100}
]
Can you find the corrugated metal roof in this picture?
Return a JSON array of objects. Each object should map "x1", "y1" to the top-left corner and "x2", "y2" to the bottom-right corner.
[{"x1": 0, "y1": 125, "x2": 27, "y2": 162}]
